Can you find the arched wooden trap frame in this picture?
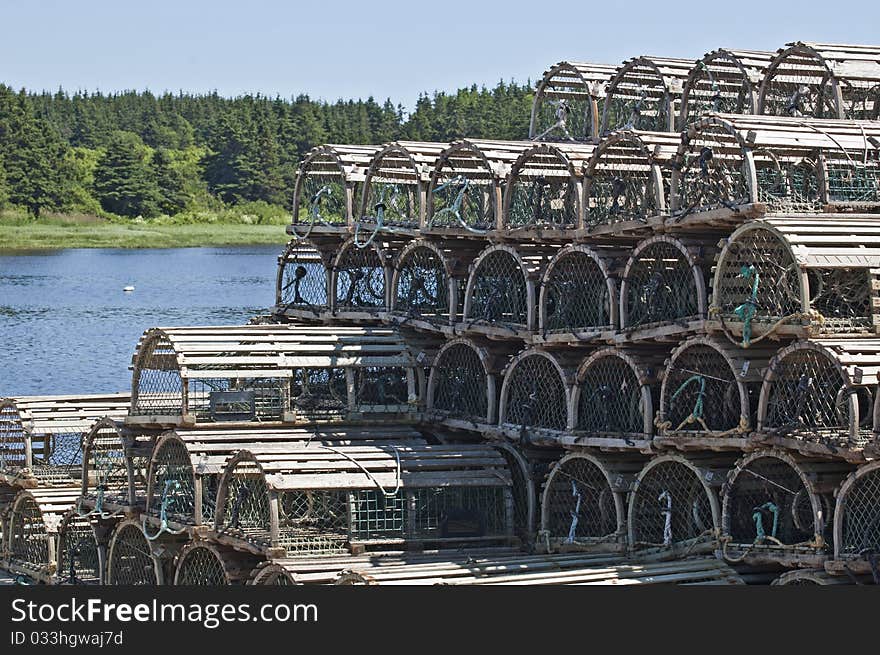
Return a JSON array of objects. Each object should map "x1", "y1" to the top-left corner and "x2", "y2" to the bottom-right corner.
[
  {"x1": 493, "y1": 442, "x2": 537, "y2": 545},
  {"x1": 601, "y1": 56, "x2": 694, "y2": 134},
  {"x1": 426, "y1": 337, "x2": 510, "y2": 430},
  {"x1": 537, "y1": 245, "x2": 617, "y2": 342},
  {"x1": 720, "y1": 449, "x2": 849, "y2": 567},
  {"x1": 213, "y1": 443, "x2": 514, "y2": 557},
  {"x1": 671, "y1": 114, "x2": 880, "y2": 220},
  {"x1": 55, "y1": 510, "x2": 101, "y2": 584},
  {"x1": 539, "y1": 452, "x2": 643, "y2": 553},
  {"x1": 571, "y1": 348, "x2": 660, "y2": 450},
  {"x1": 772, "y1": 569, "x2": 865, "y2": 585},
  {"x1": 529, "y1": 61, "x2": 616, "y2": 142},
  {"x1": 680, "y1": 49, "x2": 774, "y2": 125},
  {"x1": 426, "y1": 139, "x2": 532, "y2": 235},
  {"x1": 627, "y1": 454, "x2": 731, "y2": 556},
  {"x1": 79, "y1": 418, "x2": 145, "y2": 515},
  {"x1": 759, "y1": 42, "x2": 880, "y2": 120},
  {"x1": 756, "y1": 339, "x2": 879, "y2": 454},
  {"x1": 619, "y1": 235, "x2": 709, "y2": 336},
  {"x1": 584, "y1": 131, "x2": 679, "y2": 234},
  {"x1": 498, "y1": 348, "x2": 576, "y2": 443},
  {"x1": 356, "y1": 141, "x2": 446, "y2": 243},
  {"x1": 0, "y1": 394, "x2": 129, "y2": 488},
  {"x1": 389, "y1": 239, "x2": 480, "y2": 329},
  {"x1": 128, "y1": 325, "x2": 424, "y2": 428},
  {"x1": 106, "y1": 521, "x2": 159, "y2": 585},
  {"x1": 462, "y1": 243, "x2": 557, "y2": 338},
  {"x1": 247, "y1": 561, "x2": 297, "y2": 585},
  {"x1": 290, "y1": 144, "x2": 380, "y2": 238},
  {"x1": 274, "y1": 239, "x2": 335, "y2": 320},
  {"x1": 6, "y1": 487, "x2": 81, "y2": 583},
  {"x1": 332, "y1": 236, "x2": 392, "y2": 317},
  {"x1": 502, "y1": 143, "x2": 595, "y2": 234},
  {"x1": 173, "y1": 542, "x2": 260, "y2": 585},
  {"x1": 657, "y1": 336, "x2": 774, "y2": 448},
  {"x1": 830, "y1": 461, "x2": 880, "y2": 576},
  {"x1": 711, "y1": 219, "x2": 880, "y2": 343}
]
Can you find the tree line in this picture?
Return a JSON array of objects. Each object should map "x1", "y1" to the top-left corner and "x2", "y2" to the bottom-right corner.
[{"x1": 0, "y1": 81, "x2": 532, "y2": 218}]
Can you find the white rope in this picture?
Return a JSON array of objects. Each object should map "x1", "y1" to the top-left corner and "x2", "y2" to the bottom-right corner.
[
  {"x1": 319, "y1": 444, "x2": 402, "y2": 498},
  {"x1": 659, "y1": 490, "x2": 673, "y2": 547}
]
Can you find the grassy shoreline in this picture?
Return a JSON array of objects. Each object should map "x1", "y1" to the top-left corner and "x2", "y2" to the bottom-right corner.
[{"x1": 0, "y1": 214, "x2": 292, "y2": 251}]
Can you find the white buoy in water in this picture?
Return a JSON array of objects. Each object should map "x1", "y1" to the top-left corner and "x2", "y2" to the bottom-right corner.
[{"x1": 123, "y1": 286, "x2": 135, "y2": 292}]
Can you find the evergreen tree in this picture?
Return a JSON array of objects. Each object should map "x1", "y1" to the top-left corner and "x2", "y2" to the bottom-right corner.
[
  {"x1": 92, "y1": 131, "x2": 161, "y2": 217},
  {"x1": 152, "y1": 147, "x2": 188, "y2": 215}
]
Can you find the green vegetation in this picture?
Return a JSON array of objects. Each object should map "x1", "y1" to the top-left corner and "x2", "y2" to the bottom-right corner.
[{"x1": 0, "y1": 80, "x2": 532, "y2": 249}]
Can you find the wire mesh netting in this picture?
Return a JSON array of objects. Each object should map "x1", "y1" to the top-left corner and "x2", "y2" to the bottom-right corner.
[
  {"x1": 587, "y1": 138, "x2": 661, "y2": 227},
  {"x1": 335, "y1": 244, "x2": 386, "y2": 311},
  {"x1": 496, "y1": 447, "x2": 532, "y2": 543},
  {"x1": 543, "y1": 250, "x2": 612, "y2": 334},
  {"x1": 824, "y1": 160, "x2": 880, "y2": 204},
  {"x1": 504, "y1": 354, "x2": 569, "y2": 432},
  {"x1": 354, "y1": 367, "x2": 409, "y2": 407},
  {"x1": 176, "y1": 547, "x2": 229, "y2": 585},
  {"x1": 394, "y1": 246, "x2": 450, "y2": 322},
  {"x1": 429, "y1": 156, "x2": 495, "y2": 232},
  {"x1": 10, "y1": 497, "x2": 48, "y2": 569},
  {"x1": 188, "y1": 377, "x2": 289, "y2": 422},
  {"x1": 220, "y1": 460, "x2": 271, "y2": 545},
  {"x1": 277, "y1": 243, "x2": 329, "y2": 312},
  {"x1": 533, "y1": 88, "x2": 595, "y2": 142},
  {"x1": 57, "y1": 517, "x2": 99, "y2": 583},
  {"x1": 839, "y1": 468, "x2": 880, "y2": 557},
  {"x1": 543, "y1": 457, "x2": 619, "y2": 545},
  {"x1": 108, "y1": 524, "x2": 157, "y2": 585},
  {"x1": 725, "y1": 457, "x2": 824, "y2": 546},
  {"x1": 362, "y1": 181, "x2": 419, "y2": 228},
  {"x1": 411, "y1": 486, "x2": 508, "y2": 540},
  {"x1": 349, "y1": 490, "x2": 407, "y2": 542},
  {"x1": 295, "y1": 167, "x2": 349, "y2": 228},
  {"x1": 662, "y1": 345, "x2": 743, "y2": 434},
  {"x1": 603, "y1": 63, "x2": 673, "y2": 133},
  {"x1": 576, "y1": 354, "x2": 645, "y2": 437},
  {"x1": 291, "y1": 367, "x2": 348, "y2": 420},
  {"x1": 84, "y1": 425, "x2": 130, "y2": 506},
  {"x1": 675, "y1": 128, "x2": 751, "y2": 215},
  {"x1": 507, "y1": 169, "x2": 579, "y2": 230},
  {"x1": 132, "y1": 334, "x2": 184, "y2": 416},
  {"x1": 278, "y1": 490, "x2": 350, "y2": 556},
  {"x1": 149, "y1": 439, "x2": 196, "y2": 523},
  {"x1": 683, "y1": 55, "x2": 759, "y2": 121},
  {"x1": 753, "y1": 151, "x2": 823, "y2": 211},
  {"x1": 430, "y1": 343, "x2": 489, "y2": 422},
  {"x1": 0, "y1": 404, "x2": 25, "y2": 470},
  {"x1": 763, "y1": 348, "x2": 872, "y2": 445},
  {"x1": 26, "y1": 428, "x2": 84, "y2": 485},
  {"x1": 623, "y1": 241, "x2": 700, "y2": 329},
  {"x1": 630, "y1": 460, "x2": 715, "y2": 548},
  {"x1": 467, "y1": 250, "x2": 528, "y2": 329}
]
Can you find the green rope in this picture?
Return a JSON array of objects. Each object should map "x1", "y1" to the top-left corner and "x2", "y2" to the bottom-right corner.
[
  {"x1": 734, "y1": 265, "x2": 759, "y2": 347},
  {"x1": 143, "y1": 479, "x2": 187, "y2": 541},
  {"x1": 752, "y1": 501, "x2": 779, "y2": 540},
  {"x1": 671, "y1": 374, "x2": 706, "y2": 421}
]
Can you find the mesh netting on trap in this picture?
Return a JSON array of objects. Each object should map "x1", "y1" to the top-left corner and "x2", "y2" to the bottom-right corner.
[
  {"x1": 761, "y1": 347, "x2": 873, "y2": 446},
  {"x1": 291, "y1": 367, "x2": 347, "y2": 420},
  {"x1": 175, "y1": 547, "x2": 229, "y2": 586},
  {"x1": 506, "y1": 171, "x2": 579, "y2": 230},
  {"x1": 825, "y1": 160, "x2": 880, "y2": 205},
  {"x1": 334, "y1": 243, "x2": 387, "y2": 311},
  {"x1": 682, "y1": 52, "x2": 763, "y2": 121},
  {"x1": 629, "y1": 459, "x2": 717, "y2": 549},
  {"x1": 187, "y1": 377, "x2": 289, "y2": 422},
  {"x1": 410, "y1": 486, "x2": 508, "y2": 540},
  {"x1": 502, "y1": 354, "x2": 569, "y2": 433},
  {"x1": 541, "y1": 249, "x2": 612, "y2": 334},
  {"x1": 83, "y1": 424, "x2": 130, "y2": 507},
  {"x1": 575, "y1": 353, "x2": 646, "y2": 438},
  {"x1": 674, "y1": 126, "x2": 751, "y2": 215},
  {"x1": 429, "y1": 162, "x2": 495, "y2": 232},
  {"x1": 277, "y1": 243, "x2": 329, "y2": 312},
  {"x1": 0, "y1": 403, "x2": 26, "y2": 470},
  {"x1": 132, "y1": 334, "x2": 184, "y2": 416},
  {"x1": 10, "y1": 496, "x2": 48, "y2": 569},
  {"x1": 57, "y1": 516, "x2": 99, "y2": 584},
  {"x1": 353, "y1": 367, "x2": 409, "y2": 408},
  {"x1": 466, "y1": 250, "x2": 528, "y2": 330},
  {"x1": 531, "y1": 65, "x2": 603, "y2": 141},
  {"x1": 218, "y1": 460, "x2": 271, "y2": 546},
  {"x1": 542, "y1": 456, "x2": 619, "y2": 546},
  {"x1": 586, "y1": 137, "x2": 661, "y2": 227},
  {"x1": 30, "y1": 429, "x2": 84, "y2": 484},
  {"x1": 277, "y1": 490, "x2": 350, "y2": 555},
  {"x1": 148, "y1": 439, "x2": 199, "y2": 524},
  {"x1": 495, "y1": 445, "x2": 533, "y2": 542},
  {"x1": 723, "y1": 455, "x2": 827, "y2": 548},
  {"x1": 622, "y1": 240, "x2": 700, "y2": 329},
  {"x1": 603, "y1": 62, "x2": 674, "y2": 133},
  {"x1": 295, "y1": 171, "x2": 348, "y2": 228},
  {"x1": 361, "y1": 180, "x2": 419, "y2": 229},
  {"x1": 661, "y1": 344, "x2": 745, "y2": 435},
  {"x1": 838, "y1": 465, "x2": 880, "y2": 558},
  {"x1": 429, "y1": 342, "x2": 490, "y2": 422},
  {"x1": 393, "y1": 245, "x2": 450, "y2": 323},
  {"x1": 107, "y1": 524, "x2": 156, "y2": 585},
  {"x1": 753, "y1": 151, "x2": 823, "y2": 212}
]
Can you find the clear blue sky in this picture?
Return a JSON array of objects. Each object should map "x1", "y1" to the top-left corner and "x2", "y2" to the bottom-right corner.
[{"x1": 1, "y1": 0, "x2": 878, "y2": 110}]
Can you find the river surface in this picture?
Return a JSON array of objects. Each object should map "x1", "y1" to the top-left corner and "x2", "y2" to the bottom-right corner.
[{"x1": 0, "y1": 246, "x2": 280, "y2": 396}]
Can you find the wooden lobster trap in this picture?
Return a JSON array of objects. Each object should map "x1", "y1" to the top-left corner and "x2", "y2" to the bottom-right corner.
[
  {"x1": 173, "y1": 542, "x2": 261, "y2": 585},
  {"x1": 529, "y1": 61, "x2": 616, "y2": 142},
  {"x1": 538, "y1": 452, "x2": 644, "y2": 553},
  {"x1": 355, "y1": 141, "x2": 447, "y2": 242},
  {"x1": 720, "y1": 449, "x2": 850, "y2": 567},
  {"x1": 601, "y1": 56, "x2": 694, "y2": 134},
  {"x1": 619, "y1": 235, "x2": 713, "y2": 340},
  {"x1": 105, "y1": 518, "x2": 186, "y2": 585},
  {"x1": 755, "y1": 339, "x2": 880, "y2": 457},
  {"x1": 461, "y1": 243, "x2": 559, "y2": 339},
  {"x1": 274, "y1": 238, "x2": 338, "y2": 321},
  {"x1": 627, "y1": 453, "x2": 734, "y2": 557},
  {"x1": 680, "y1": 49, "x2": 774, "y2": 125},
  {"x1": 332, "y1": 235, "x2": 396, "y2": 318},
  {"x1": 568, "y1": 347, "x2": 663, "y2": 451},
  {"x1": 497, "y1": 347, "x2": 577, "y2": 444},
  {"x1": 0, "y1": 394, "x2": 129, "y2": 488},
  {"x1": 710, "y1": 218, "x2": 880, "y2": 343},
  {"x1": 536, "y1": 244, "x2": 618, "y2": 344},
  {"x1": 212, "y1": 443, "x2": 514, "y2": 558},
  {"x1": 502, "y1": 143, "x2": 595, "y2": 238},
  {"x1": 54, "y1": 509, "x2": 104, "y2": 584},
  {"x1": 128, "y1": 324, "x2": 426, "y2": 428},
  {"x1": 5, "y1": 487, "x2": 81, "y2": 583},
  {"x1": 583, "y1": 131, "x2": 679, "y2": 237},
  {"x1": 426, "y1": 139, "x2": 532, "y2": 236},
  {"x1": 827, "y1": 460, "x2": 880, "y2": 578},
  {"x1": 759, "y1": 42, "x2": 880, "y2": 120},
  {"x1": 656, "y1": 336, "x2": 775, "y2": 450},
  {"x1": 290, "y1": 144, "x2": 380, "y2": 238},
  {"x1": 671, "y1": 115, "x2": 880, "y2": 224}
]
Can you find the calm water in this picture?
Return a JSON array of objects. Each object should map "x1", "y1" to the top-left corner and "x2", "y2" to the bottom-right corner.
[{"x1": 0, "y1": 247, "x2": 280, "y2": 396}]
